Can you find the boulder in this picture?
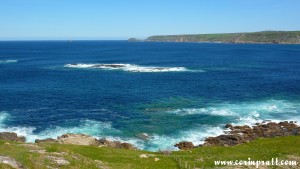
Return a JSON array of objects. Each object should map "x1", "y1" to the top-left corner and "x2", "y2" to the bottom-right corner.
[
  {"x1": 98, "y1": 138, "x2": 119, "y2": 147},
  {"x1": 98, "y1": 138, "x2": 136, "y2": 150},
  {"x1": 57, "y1": 134, "x2": 100, "y2": 146},
  {"x1": 120, "y1": 143, "x2": 135, "y2": 150},
  {"x1": 35, "y1": 138, "x2": 58, "y2": 143},
  {"x1": 262, "y1": 120, "x2": 272, "y2": 123},
  {"x1": 46, "y1": 156, "x2": 70, "y2": 167},
  {"x1": 225, "y1": 124, "x2": 233, "y2": 128},
  {"x1": 139, "y1": 154, "x2": 156, "y2": 158},
  {"x1": 204, "y1": 134, "x2": 245, "y2": 146},
  {"x1": 0, "y1": 132, "x2": 25, "y2": 142},
  {"x1": 174, "y1": 141, "x2": 194, "y2": 150}
]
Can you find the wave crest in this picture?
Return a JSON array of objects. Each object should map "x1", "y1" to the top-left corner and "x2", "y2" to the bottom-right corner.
[
  {"x1": 143, "y1": 126, "x2": 224, "y2": 151},
  {"x1": 169, "y1": 108, "x2": 236, "y2": 116},
  {"x1": 64, "y1": 63, "x2": 199, "y2": 72},
  {"x1": 1, "y1": 99, "x2": 299, "y2": 151},
  {"x1": 0, "y1": 60, "x2": 18, "y2": 63},
  {"x1": 166, "y1": 99, "x2": 300, "y2": 126},
  {"x1": 0, "y1": 111, "x2": 9, "y2": 127}
]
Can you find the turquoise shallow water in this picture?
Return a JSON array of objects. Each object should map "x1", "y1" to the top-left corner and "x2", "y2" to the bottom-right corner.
[{"x1": 0, "y1": 41, "x2": 300, "y2": 151}]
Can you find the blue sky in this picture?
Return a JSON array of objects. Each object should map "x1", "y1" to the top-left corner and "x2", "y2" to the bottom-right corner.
[{"x1": 0, "y1": 0, "x2": 300, "y2": 40}]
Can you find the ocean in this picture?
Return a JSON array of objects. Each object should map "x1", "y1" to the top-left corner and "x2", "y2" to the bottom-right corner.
[{"x1": 0, "y1": 41, "x2": 300, "y2": 151}]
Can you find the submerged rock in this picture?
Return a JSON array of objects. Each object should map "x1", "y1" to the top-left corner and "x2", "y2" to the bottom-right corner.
[
  {"x1": 174, "y1": 141, "x2": 194, "y2": 150},
  {"x1": 0, "y1": 132, "x2": 25, "y2": 142},
  {"x1": 136, "y1": 133, "x2": 151, "y2": 140}
]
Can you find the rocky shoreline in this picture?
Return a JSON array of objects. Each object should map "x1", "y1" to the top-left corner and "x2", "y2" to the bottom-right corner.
[
  {"x1": 0, "y1": 133, "x2": 136, "y2": 150},
  {"x1": 1, "y1": 121, "x2": 300, "y2": 152},
  {"x1": 175, "y1": 121, "x2": 300, "y2": 150}
]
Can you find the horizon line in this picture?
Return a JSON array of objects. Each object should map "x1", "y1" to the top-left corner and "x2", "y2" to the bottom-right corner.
[
  {"x1": 1, "y1": 30, "x2": 300, "y2": 41},
  {"x1": 0, "y1": 39, "x2": 130, "y2": 42}
]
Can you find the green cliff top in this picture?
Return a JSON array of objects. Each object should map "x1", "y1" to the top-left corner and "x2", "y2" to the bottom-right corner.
[{"x1": 144, "y1": 31, "x2": 300, "y2": 44}]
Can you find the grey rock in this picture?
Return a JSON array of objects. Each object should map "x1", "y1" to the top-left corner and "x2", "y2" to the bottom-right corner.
[{"x1": 0, "y1": 132, "x2": 25, "y2": 142}]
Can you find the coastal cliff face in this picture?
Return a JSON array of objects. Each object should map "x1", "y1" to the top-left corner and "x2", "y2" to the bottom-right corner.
[{"x1": 144, "y1": 31, "x2": 300, "y2": 44}]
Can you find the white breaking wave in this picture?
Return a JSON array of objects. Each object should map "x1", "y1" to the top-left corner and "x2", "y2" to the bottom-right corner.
[
  {"x1": 143, "y1": 126, "x2": 224, "y2": 151},
  {"x1": 27, "y1": 119, "x2": 121, "y2": 142},
  {"x1": 0, "y1": 112, "x2": 35, "y2": 137},
  {"x1": 169, "y1": 108, "x2": 236, "y2": 116},
  {"x1": 64, "y1": 63, "x2": 199, "y2": 72},
  {"x1": 0, "y1": 112, "x2": 121, "y2": 142},
  {"x1": 166, "y1": 99, "x2": 300, "y2": 126},
  {"x1": 0, "y1": 111, "x2": 9, "y2": 127},
  {"x1": 0, "y1": 111, "x2": 223, "y2": 151},
  {"x1": 0, "y1": 99, "x2": 299, "y2": 151},
  {"x1": 0, "y1": 112, "x2": 144, "y2": 149},
  {"x1": 0, "y1": 60, "x2": 18, "y2": 63}
]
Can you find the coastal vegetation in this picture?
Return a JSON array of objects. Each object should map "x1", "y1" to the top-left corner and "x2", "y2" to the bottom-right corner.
[
  {"x1": 0, "y1": 136, "x2": 299, "y2": 168},
  {"x1": 143, "y1": 31, "x2": 300, "y2": 44}
]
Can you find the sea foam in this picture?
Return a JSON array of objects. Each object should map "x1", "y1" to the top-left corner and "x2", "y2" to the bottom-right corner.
[
  {"x1": 0, "y1": 111, "x2": 223, "y2": 151},
  {"x1": 25, "y1": 120, "x2": 121, "y2": 142},
  {"x1": 0, "y1": 60, "x2": 18, "y2": 63},
  {"x1": 64, "y1": 63, "x2": 198, "y2": 72},
  {"x1": 169, "y1": 108, "x2": 236, "y2": 116},
  {"x1": 0, "y1": 113, "x2": 121, "y2": 143},
  {"x1": 166, "y1": 99, "x2": 300, "y2": 126},
  {"x1": 0, "y1": 112, "x2": 9, "y2": 127},
  {"x1": 142, "y1": 126, "x2": 224, "y2": 151},
  {"x1": 0, "y1": 115, "x2": 144, "y2": 150}
]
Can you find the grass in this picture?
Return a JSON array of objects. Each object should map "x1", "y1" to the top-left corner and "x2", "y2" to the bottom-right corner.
[
  {"x1": 172, "y1": 136, "x2": 300, "y2": 168},
  {"x1": 0, "y1": 136, "x2": 299, "y2": 168}
]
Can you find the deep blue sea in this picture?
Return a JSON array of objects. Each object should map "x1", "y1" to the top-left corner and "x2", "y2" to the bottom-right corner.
[{"x1": 0, "y1": 41, "x2": 300, "y2": 151}]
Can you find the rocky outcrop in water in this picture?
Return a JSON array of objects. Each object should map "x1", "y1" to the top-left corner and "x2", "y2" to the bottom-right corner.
[
  {"x1": 0, "y1": 132, "x2": 25, "y2": 142},
  {"x1": 135, "y1": 133, "x2": 150, "y2": 141},
  {"x1": 203, "y1": 121, "x2": 300, "y2": 147}
]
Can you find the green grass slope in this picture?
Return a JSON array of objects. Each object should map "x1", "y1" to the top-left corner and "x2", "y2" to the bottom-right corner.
[
  {"x1": 0, "y1": 136, "x2": 299, "y2": 168},
  {"x1": 146, "y1": 31, "x2": 300, "y2": 44}
]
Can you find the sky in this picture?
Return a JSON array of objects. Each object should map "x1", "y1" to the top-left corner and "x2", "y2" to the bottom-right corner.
[{"x1": 0, "y1": 0, "x2": 300, "y2": 40}]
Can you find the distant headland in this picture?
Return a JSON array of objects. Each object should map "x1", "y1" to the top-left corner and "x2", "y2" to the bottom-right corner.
[{"x1": 129, "y1": 31, "x2": 300, "y2": 44}]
